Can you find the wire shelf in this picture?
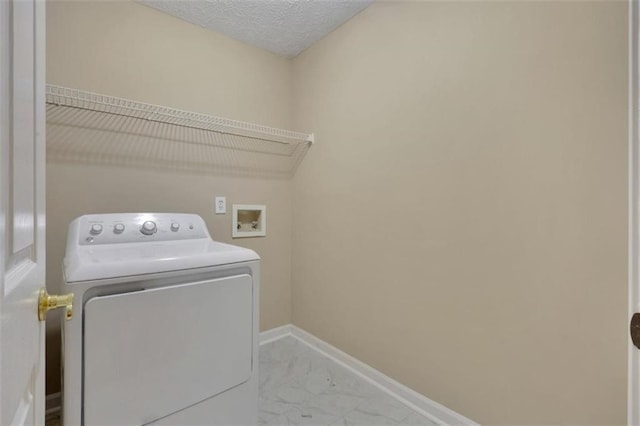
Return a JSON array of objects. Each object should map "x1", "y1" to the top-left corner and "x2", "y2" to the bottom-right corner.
[{"x1": 45, "y1": 85, "x2": 313, "y2": 178}]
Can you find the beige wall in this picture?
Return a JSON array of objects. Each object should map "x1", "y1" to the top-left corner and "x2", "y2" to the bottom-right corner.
[
  {"x1": 291, "y1": 1, "x2": 628, "y2": 424},
  {"x1": 47, "y1": 0, "x2": 629, "y2": 423},
  {"x1": 46, "y1": 0, "x2": 293, "y2": 393}
]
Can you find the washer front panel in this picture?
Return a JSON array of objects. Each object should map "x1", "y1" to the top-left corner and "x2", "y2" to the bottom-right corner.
[{"x1": 83, "y1": 274, "x2": 253, "y2": 425}]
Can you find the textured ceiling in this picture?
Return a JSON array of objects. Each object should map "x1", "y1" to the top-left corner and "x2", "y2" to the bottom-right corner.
[{"x1": 138, "y1": 0, "x2": 374, "y2": 58}]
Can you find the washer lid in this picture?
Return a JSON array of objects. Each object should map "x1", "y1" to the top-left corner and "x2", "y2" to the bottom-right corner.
[{"x1": 63, "y1": 213, "x2": 259, "y2": 283}]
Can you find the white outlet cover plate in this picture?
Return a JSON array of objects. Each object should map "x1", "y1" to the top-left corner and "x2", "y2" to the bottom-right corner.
[{"x1": 215, "y1": 196, "x2": 226, "y2": 214}]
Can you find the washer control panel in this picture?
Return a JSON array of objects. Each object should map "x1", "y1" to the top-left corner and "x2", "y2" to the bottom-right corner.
[{"x1": 78, "y1": 213, "x2": 209, "y2": 245}]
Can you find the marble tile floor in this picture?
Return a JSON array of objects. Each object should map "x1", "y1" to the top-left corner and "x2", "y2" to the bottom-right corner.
[
  {"x1": 259, "y1": 336, "x2": 437, "y2": 426},
  {"x1": 45, "y1": 336, "x2": 438, "y2": 426}
]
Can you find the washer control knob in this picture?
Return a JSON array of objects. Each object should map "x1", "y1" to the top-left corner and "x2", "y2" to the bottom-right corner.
[
  {"x1": 170, "y1": 222, "x2": 180, "y2": 232},
  {"x1": 89, "y1": 224, "x2": 103, "y2": 235},
  {"x1": 113, "y1": 223, "x2": 125, "y2": 234},
  {"x1": 140, "y1": 221, "x2": 157, "y2": 235}
]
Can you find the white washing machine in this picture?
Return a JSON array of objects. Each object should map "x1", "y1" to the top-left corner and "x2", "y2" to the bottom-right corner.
[{"x1": 61, "y1": 213, "x2": 259, "y2": 426}]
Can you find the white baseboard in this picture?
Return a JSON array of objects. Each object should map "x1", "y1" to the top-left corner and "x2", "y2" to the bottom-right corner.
[
  {"x1": 259, "y1": 324, "x2": 293, "y2": 345},
  {"x1": 261, "y1": 324, "x2": 477, "y2": 426}
]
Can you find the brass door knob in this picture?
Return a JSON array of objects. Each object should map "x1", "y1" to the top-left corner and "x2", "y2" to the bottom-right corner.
[{"x1": 38, "y1": 288, "x2": 74, "y2": 321}]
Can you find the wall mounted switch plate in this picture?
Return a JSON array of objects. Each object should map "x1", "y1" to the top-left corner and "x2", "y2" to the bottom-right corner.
[{"x1": 215, "y1": 196, "x2": 226, "y2": 214}]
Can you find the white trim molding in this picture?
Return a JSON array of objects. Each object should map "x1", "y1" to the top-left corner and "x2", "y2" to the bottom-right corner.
[
  {"x1": 260, "y1": 324, "x2": 478, "y2": 426},
  {"x1": 630, "y1": 0, "x2": 639, "y2": 424},
  {"x1": 259, "y1": 324, "x2": 293, "y2": 345}
]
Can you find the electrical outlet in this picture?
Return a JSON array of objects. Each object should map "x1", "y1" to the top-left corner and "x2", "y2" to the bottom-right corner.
[{"x1": 215, "y1": 196, "x2": 226, "y2": 214}]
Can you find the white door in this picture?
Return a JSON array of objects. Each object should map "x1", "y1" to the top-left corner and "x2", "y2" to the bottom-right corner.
[{"x1": 0, "y1": 0, "x2": 47, "y2": 425}]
